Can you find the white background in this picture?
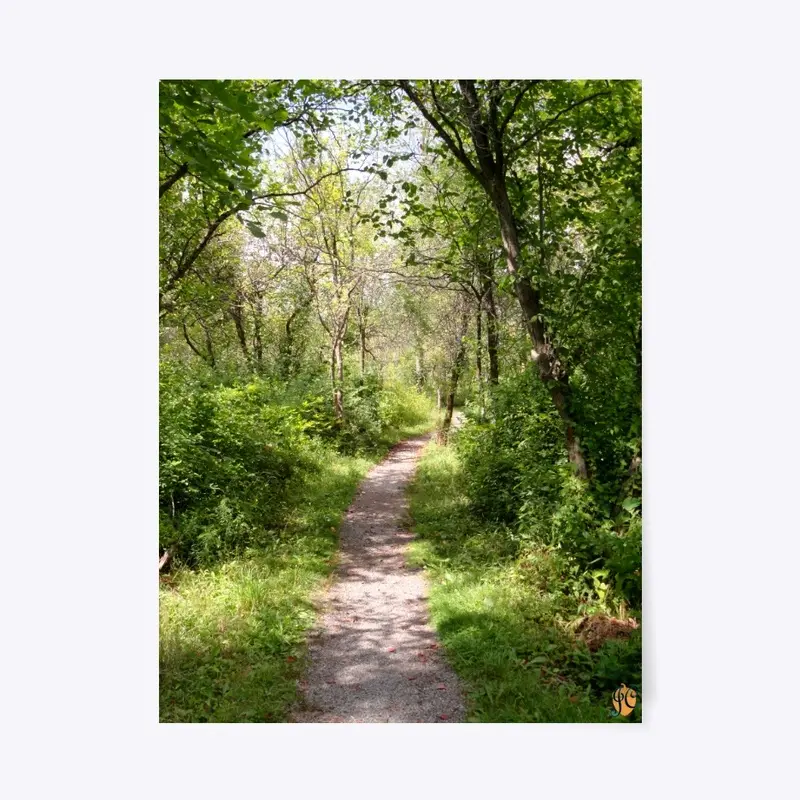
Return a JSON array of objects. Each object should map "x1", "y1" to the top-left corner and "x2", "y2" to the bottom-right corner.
[{"x1": 1, "y1": 1, "x2": 798, "y2": 797}]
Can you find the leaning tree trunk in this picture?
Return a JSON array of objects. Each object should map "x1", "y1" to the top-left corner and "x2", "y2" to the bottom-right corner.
[
  {"x1": 399, "y1": 79, "x2": 588, "y2": 474},
  {"x1": 490, "y1": 179, "x2": 589, "y2": 479}
]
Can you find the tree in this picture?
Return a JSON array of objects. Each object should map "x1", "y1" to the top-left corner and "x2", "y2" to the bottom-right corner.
[{"x1": 387, "y1": 80, "x2": 640, "y2": 479}]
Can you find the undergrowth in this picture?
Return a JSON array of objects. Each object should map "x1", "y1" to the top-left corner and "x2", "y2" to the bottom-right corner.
[
  {"x1": 159, "y1": 448, "x2": 370, "y2": 722},
  {"x1": 408, "y1": 442, "x2": 641, "y2": 723},
  {"x1": 159, "y1": 361, "x2": 437, "y2": 723}
]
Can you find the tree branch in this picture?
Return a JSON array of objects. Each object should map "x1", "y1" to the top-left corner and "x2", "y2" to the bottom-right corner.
[
  {"x1": 159, "y1": 163, "x2": 189, "y2": 197},
  {"x1": 398, "y1": 81, "x2": 482, "y2": 183},
  {"x1": 428, "y1": 81, "x2": 468, "y2": 161},
  {"x1": 499, "y1": 81, "x2": 540, "y2": 135},
  {"x1": 509, "y1": 90, "x2": 611, "y2": 156}
]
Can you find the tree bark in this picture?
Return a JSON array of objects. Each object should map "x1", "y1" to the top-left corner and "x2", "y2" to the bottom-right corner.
[
  {"x1": 332, "y1": 337, "x2": 344, "y2": 421},
  {"x1": 181, "y1": 322, "x2": 215, "y2": 368},
  {"x1": 475, "y1": 304, "x2": 484, "y2": 417},
  {"x1": 464, "y1": 83, "x2": 589, "y2": 479},
  {"x1": 442, "y1": 308, "x2": 469, "y2": 435},
  {"x1": 496, "y1": 191, "x2": 587, "y2": 479},
  {"x1": 475, "y1": 305, "x2": 482, "y2": 385},
  {"x1": 229, "y1": 300, "x2": 250, "y2": 364},
  {"x1": 253, "y1": 313, "x2": 263, "y2": 372},
  {"x1": 159, "y1": 163, "x2": 189, "y2": 198}
]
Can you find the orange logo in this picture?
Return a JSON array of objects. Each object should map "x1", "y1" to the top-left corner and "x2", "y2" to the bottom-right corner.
[{"x1": 611, "y1": 684, "x2": 637, "y2": 717}]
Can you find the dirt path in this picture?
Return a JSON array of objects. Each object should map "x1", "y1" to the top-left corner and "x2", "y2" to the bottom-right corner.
[{"x1": 294, "y1": 433, "x2": 466, "y2": 723}]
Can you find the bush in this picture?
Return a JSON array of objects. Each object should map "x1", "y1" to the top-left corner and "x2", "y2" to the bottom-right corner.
[
  {"x1": 590, "y1": 625, "x2": 642, "y2": 699},
  {"x1": 379, "y1": 379, "x2": 432, "y2": 430},
  {"x1": 160, "y1": 362, "x2": 435, "y2": 564},
  {"x1": 159, "y1": 363, "x2": 314, "y2": 566},
  {"x1": 455, "y1": 368, "x2": 642, "y2": 610}
]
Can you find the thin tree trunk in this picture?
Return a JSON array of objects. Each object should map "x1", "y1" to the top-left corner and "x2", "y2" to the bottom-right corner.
[
  {"x1": 485, "y1": 292, "x2": 499, "y2": 385},
  {"x1": 475, "y1": 304, "x2": 484, "y2": 417},
  {"x1": 442, "y1": 308, "x2": 469, "y2": 435},
  {"x1": 229, "y1": 302, "x2": 250, "y2": 365},
  {"x1": 200, "y1": 322, "x2": 216, "y2": 369},
  {"x1": 253, "y1": 313, "x2": 263, "y2": 372},
  {"x1": 332, "y1": 337, "x2": 344, "y2": 421},
  {"x1": 181, "y1": 323, "x2": 210, "y2": 365},
  {"x1": 415, "y1": 352, "x2": 424, "y2": 389},
  {"x1": 475, "y1": 306, "x2": 482, "y2": 384}
]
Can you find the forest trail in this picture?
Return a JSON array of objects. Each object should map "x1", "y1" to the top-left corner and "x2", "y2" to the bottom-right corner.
[{"x1": 293, "y1": 432, "x2": 466, "y2": 723}]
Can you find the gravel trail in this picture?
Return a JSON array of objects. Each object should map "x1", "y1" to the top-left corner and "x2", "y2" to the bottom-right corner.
[{"x1": 294, "y1": 433, "x2": 466, "y2": 723}]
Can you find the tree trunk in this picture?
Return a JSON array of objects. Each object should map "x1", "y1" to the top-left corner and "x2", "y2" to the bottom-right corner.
[
  {"x1": 281, "y1": 304, "x2": 306, "y2": 379},
  {"x1": 490, "y1": 178, "x2": 589, "y2": 479},
  {"x1": 201, "y1": 322, "x2": 216, "y2": 369},
  {"x1": 359, "y1": 324, "x2": 366, "y2": 377},
  {"x1": 482, "y1": 275, "x2": 500, "y2": 385},
  {"x1": 332, "y1": 337, "x2": 344, "y2": 421},
  {"x1": 253, "y1": 312, "x2": 263, "y2": 372},
  {"x1": 415, "y1": 352, "x2": 425, "y2": 389},
  {"x1": 442, "y1": 308, "x2": 469, "y2": 435},
  {"x1": 475, "y1": 306, "x2": 482, "y2": 384},
  {"x1": 475, "y1": 304, "x2": 484, "y2": 417},
  {"x1": 229, "y1": 301, "x2": 250, "y2": 365},
  {"x1": 407, "y1": 79, "x2": 590, "y2": 479}
]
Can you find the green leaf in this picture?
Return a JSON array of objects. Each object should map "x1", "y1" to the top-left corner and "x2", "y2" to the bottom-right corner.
[
  {"x1": 245, "y1": 221, "x2": 266, "y2": 238},
  {"x1": 621, "y1": 497, "x2": 641, "y2": 514}
]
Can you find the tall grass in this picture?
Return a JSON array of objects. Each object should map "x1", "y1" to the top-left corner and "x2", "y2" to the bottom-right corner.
[{"x1": 408, "y1": 442, "x2": 639, "y2": 723}]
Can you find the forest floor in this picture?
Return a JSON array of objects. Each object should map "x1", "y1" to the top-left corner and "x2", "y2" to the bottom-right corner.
[{"x1": 293, "y1": 431, "x2": 466, "y2": 722}]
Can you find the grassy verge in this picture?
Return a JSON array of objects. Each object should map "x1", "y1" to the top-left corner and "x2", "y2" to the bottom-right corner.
[
  {"x1": 408, "y1": 441, "x2": 639, "y2": 723},
  {"x1": 159, "y1": 415, "x2": 436, "y2": 723}
]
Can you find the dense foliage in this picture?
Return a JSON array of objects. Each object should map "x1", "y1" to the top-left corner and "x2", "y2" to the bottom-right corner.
[
  {"x1": 160, "y1": 361, "x2": 433, "y2": 567},
  {"x1": 408, "y1": 444, "x2": 641, "y2": 722}
]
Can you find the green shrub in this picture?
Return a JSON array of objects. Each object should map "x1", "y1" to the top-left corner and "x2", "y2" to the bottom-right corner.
[
  {"x1": 159, "y1": 363, "x2": 314, "y2": 566},
  {"x1": 590, "y1": 625, "x2": 642, "y2": 700},
  {"x1": 455, "y1": 368, "x2": 642, "y2": 610},
  {"x1": 160, "y1": 361, "x2": 435, "y2": 565}
]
